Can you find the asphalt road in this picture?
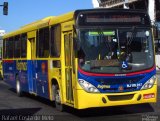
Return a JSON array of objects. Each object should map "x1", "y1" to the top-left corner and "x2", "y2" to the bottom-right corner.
[{"x1": 0, "y1": 76, "x2": 160, "y2": 121}]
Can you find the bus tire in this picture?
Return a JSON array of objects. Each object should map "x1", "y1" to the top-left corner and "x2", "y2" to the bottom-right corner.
[
  {"x1": 0, "y1": 72, "x2": 2, "y2": 80},
  {"x1": 53, "y1": 84, "x2": 64, "y2": 111},
  {"x1": 16, "y1": 76, "x2": 23, "y2": 97}
]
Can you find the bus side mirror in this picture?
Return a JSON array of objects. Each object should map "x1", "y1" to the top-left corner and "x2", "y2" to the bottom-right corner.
[
  {"x1": 73, "y1": 37, "x2": 81, "y2": 58},
  {"x1": 73, "y1": 37, "x2": 80, "y2": 51}
]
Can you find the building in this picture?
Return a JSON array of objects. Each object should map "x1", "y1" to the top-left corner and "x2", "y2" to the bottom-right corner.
[
  {"x1": 0, "y1": 29, "x2": 5, "y2": 48},
  {"x1": 92, "y1": 0, "x2": 160, "y2": 40},
  {"x1": 0, "y1": 29, "x2": 5, "y2": 59},
  {"x1": 92, "y1": 0, "x2": 160, "y2": 21},
  {"x1": 0, "y1": 29, "x2": 5, "y2": 37}
]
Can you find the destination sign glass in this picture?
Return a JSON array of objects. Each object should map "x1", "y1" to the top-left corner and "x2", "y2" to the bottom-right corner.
[
  {"x1": 86, "y1": 15, "x2": 141, "y2": 23},
  {"x1": 77, "y1": 12, "x2": 150, "y2": 26}
]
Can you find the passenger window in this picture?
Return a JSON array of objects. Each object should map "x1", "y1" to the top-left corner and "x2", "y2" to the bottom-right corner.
[
  {"x1": 50, "y1": 25, "x2": 61, "y2": 57},
  {"x1": 14, "y1": 35, "x2": 21, "y2": 58},
  {"x1": 4, "y1": 38, "x2": 14, "y2": 58},
  {"x1": 37, "y1": 27, "x2": 49, "y2": 58},
  {"x1": 21, "y1": 34, "x2": 27, "y2": 58}
]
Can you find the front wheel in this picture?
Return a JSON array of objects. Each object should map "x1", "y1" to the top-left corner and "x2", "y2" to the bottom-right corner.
[
  {"x1": 16, "y1": 76, "x2": 23, "y2": 97},
  {"x1": 0, "y1": 71, "x2": 3, "y2": 80},
  {"x1": 53, "y1": 84, "x2": 64, "y2": 111}
]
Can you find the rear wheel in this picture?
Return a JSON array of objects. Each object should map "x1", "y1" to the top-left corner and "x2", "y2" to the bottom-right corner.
[
  {"x1": 16, "y1": 76, "x2": 23, "y2": 97},
  {"x1": 53, "y1": 84, "x2": 64, "y2": 111},
  {"x1": 0, "y1": 72, "x2": 2, "y2": 80}
]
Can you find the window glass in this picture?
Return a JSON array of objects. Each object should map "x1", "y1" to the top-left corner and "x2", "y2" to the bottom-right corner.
[
  {"x1": 37, "y1": 27, "x2": 49, "y2": 58},
  {"x1": 21, "y1": 34, "x2": 27, "y2": 58},
  {"x1": 79, "y1": 29, "x2": 154, "y2": 73},
  {"x1": 14, "y1": 35, "x2": 21, "y2": 58},
  {"x1": 5, "y1": 38, "x2": 14, "y2": 58},
  {"x1": 3, "y1": 39, "x2": 6, "y2": 58},
  {"x1": 64, "y1": 35, "x2": 70, "y2": 66},
  {"x1": 0, "y1": 47, "x2": 2, "y2": 59},
  {"x1": 50, "y1": 25, "x2": 61, "y2": 57}
]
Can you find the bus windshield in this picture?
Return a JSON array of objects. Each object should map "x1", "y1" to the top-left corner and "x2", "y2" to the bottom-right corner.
[{"x1": 78, "y1": 28, "x2": 154, "y2": 74}]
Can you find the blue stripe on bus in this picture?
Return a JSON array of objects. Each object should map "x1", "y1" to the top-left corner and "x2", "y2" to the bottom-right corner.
[
  {"x1": 3, "y1": 60, "x2": 50, "y2": 99},
  {"x1": 78, "y1": 69, "x2": 156, "y2": 93}
]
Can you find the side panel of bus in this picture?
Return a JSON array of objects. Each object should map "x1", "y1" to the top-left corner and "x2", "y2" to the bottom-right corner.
[
  {"x1": 27, "y1": 31, "x2": 50, "y2": 99},
  {"x1": 16, "y1": 60, "x2": 29, "y2": 92},
  {"x1": 3, "y1": 60, "x2": 29, "y2": 92},
  {"x1": 0, "y1": 47, "x2": 3, "y2": 79},
  {"x1": 3, "y1": 60, "x2": 16, "y2": 87},
  {"x1": 34, "y1": 60, "x2": 49, "y2": 99}
]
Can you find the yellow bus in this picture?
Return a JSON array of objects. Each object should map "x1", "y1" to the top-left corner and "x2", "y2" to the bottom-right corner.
[
  {"x1": 0, "y1": 35, "x2": 3, "y2": 79},
  {"x1": 3, "y1": 9, "x2": 157, "y2": 111},
  {"x1": 0, "y1": 47, "x2": 3, "y2": 79}
]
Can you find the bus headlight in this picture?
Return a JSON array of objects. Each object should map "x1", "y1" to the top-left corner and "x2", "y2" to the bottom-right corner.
[
  {"x1": 141, "y1": 75, "x2": 156, "y2": 90},
  {"x1": 78, "y1": 79, "x2": 100, "y2": 93}
]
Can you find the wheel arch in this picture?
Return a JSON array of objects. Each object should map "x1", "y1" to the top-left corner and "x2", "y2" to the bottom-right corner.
[{"x1": 50, "y1": 78, "x2": 61, "y2": 101}]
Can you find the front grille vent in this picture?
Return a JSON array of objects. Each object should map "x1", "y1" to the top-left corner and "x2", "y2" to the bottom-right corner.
[{"x1": 107, "y1": 94, "x2": 134, "y2": 101}]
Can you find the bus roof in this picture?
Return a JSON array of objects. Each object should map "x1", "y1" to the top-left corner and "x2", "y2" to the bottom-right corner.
[
  {"x1": 3, "y1": 8, "x2": 149, "y2": 39},
  {"x1": 3, "y1": 11, "x2": 74, "y2": 39}
]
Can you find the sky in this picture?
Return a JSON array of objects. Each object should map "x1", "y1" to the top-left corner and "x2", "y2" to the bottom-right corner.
[{"x1": 0, "y1": 0, "x2": 93, "y2": 33}]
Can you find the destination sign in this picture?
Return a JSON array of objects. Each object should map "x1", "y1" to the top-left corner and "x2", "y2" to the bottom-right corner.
[
  {"x1": 77, "y1": 11, "x2": 150, "y2": 26},
  {"x1": 86, "y1": 15, "x2": 141, "y2": 23}
]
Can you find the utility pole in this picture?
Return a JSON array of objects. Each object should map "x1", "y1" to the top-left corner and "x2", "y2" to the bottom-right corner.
[
  {"x1": 148, "y1": 0, "x2": 155, "y2": 25},
  {"x1": 0, "y1": 2, "x2": 8, "y2": 15},
  {"x1": 123, "y1": 0, "x2": 129, "y2": 9}
]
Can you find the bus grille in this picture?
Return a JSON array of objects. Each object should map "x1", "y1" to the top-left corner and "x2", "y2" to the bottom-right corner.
[{"x1": 107, "y1": 94, "x2": 134, "y2": 101}]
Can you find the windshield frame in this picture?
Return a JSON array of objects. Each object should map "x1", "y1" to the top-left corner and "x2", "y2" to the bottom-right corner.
[{"x1": 77, "y1": 26, "x2": 155, "y2": 74}]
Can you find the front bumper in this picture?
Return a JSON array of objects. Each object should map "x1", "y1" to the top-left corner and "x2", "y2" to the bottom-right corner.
[{"x1": 74, "y1": 79, "x2": 157, "y2": 109}]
